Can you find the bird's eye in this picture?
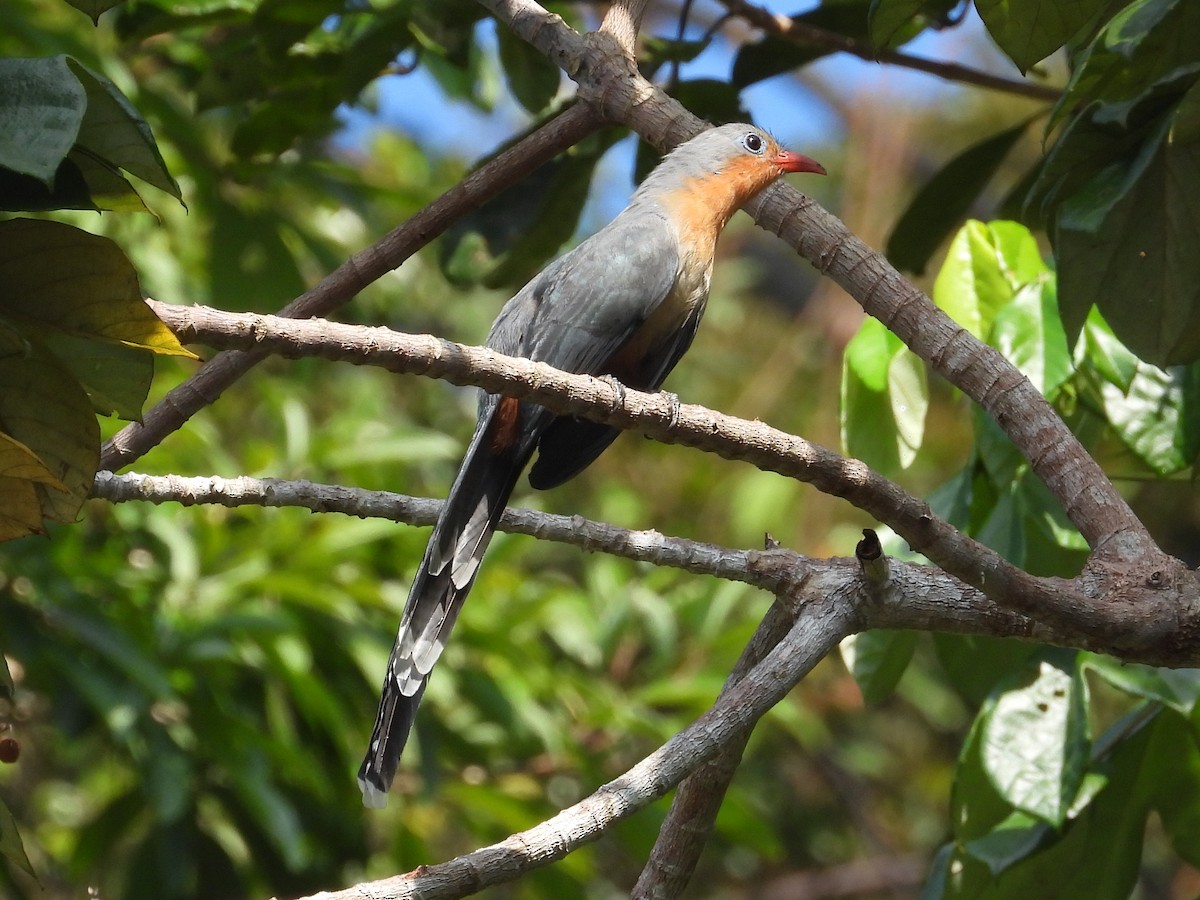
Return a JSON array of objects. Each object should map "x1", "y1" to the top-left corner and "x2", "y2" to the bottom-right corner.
[{"x1": 741, "y1": 132, "x2": 765, "y2": 155}]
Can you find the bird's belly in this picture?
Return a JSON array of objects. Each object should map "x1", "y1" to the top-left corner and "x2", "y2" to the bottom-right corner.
[{"x1": 607, "y1": 264, "x2": 710, "y2": 386}]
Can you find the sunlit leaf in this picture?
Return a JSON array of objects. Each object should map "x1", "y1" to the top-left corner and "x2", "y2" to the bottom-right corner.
[
  {"x1": 991, "y1": 281, "x2": 1071, "y2": 397},
  {"x1": 841, "y1": 316, "x2": 928, "y2": 473},
  {"x1": 981, "y1": 652, "x2": 1090, "y2": 826},
  {"x1": 932, "y1": 221, "x2": 1014, "y2": 339},
  {"x1": 1099, "y1": 359, "x2": 1200, "y2": 474}
]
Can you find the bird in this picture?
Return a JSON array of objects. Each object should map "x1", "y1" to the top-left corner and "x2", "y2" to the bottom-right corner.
[{"x1": 358, "y1": 123, "x2": 825, "y2": 807}]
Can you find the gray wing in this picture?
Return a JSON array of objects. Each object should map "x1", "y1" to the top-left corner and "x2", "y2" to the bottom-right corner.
[{"x1": 486, "y1": 206, "x2": 680, "y2": 374}]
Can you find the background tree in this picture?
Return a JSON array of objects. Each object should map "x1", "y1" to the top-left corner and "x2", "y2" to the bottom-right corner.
[{"x1": 1, "y1": 0, "x2": 1199, "y2": 898}]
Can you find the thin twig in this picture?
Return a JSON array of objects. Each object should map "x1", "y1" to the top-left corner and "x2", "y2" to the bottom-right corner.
[
  {"x1": 289, "y1": 583, "x2": 859, "y2": 900},
  {"x1": 717, "y1": 0, "x2": 1062, "y2": 103}
]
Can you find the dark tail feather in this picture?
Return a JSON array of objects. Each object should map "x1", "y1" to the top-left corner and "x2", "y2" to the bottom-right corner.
[{"x1": 358, "y1": 397, "x2": 537, "y2": 807}]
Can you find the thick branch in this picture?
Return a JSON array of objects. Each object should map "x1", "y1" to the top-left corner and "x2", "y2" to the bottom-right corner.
[
  {"x1": 100, "y1": 103, "x2": 603, "y2": 473},
  {"x1": 635, "y1": 595, "x2": 795, "y2": 898},
  {"x1": 146, "y1": 300, "x2": 1197, "y2": 651},
  {"x1": 480, "y1": 0, "x2": 1147, "y2": 559}
]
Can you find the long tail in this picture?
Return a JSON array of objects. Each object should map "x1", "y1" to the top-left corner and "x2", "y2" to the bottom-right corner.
[{"x1": 358, "y1": 396, "x2": 535, "y2": 807}]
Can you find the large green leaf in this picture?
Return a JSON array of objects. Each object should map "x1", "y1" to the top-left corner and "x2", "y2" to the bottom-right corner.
[
  {"x1": 976, "y1": 0, "x2": 1110, "y2": 72},
  {"x1": 1055, "y1": 82, "x2": 1200, "y2": 366},
  {"x1": 841, "y1": 316, "x2": 928, "y2": 474},
  {"x1": 990, "y1": 281, "x2": 1071, "y2": 398},
  {"x1": 981, "y1": 652, "x2": 1090, "y2": 826},
  {"x1": 65, "y1": 58, "x2": 182, "y2": 201},
  {"x1": 0, "y1": 55, "x2": 86, "y2": 184},
  {"x1": 1049, "y1": 0, "x2": 1200, "y2": 134},
  {"x1": 0, "y1": 218, "x2": 194, "y2": 357},
  {"x1": 931, "y1": 221, "x2": 1016, "y2": 339},
  {"x1": 1097, "y1": 357, "x2": 1200, "y2": 474},
  {"x1": 887, "y1": 121, "x2": 1031, "y2": 275}
]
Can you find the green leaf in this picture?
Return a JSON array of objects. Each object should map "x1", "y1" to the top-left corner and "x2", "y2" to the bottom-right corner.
[
  {"x1": 1099, "y1": 358, "x2": 1200, "y2": 474},
  {"x1": 495, "y1": 24, "x2": 561, "y2": 114},
  {"x1": 931, "y1": 221, "x2": 1015, "y2": 339},
  {"x1": 732, "y1": 0, "x2": 874, "y2": 87},
  {"x1": 951, "y1": 710, "x2": 1015, "y2": 841},
  {"x1": 991, "y1": 281, "x2": 1072, "y2": 397},
  {"x1": 1150, "y1": 710, "x2": 1200, "y2": 867},
  {"x1": 887, "y1": 121, "x2": 1030, "y2": 274},
  {"x1": 0, "y1": 351, "x2": 98, "y2": 537},
  {"x1": 868, "y1": 0, "x2": 960, "y2": 49},
  {"x1": 0, "y1": 218, "x2": 196, "y2": 360},
  {"x1": 973, "y1": 478, "x2": 1026, "y2": 564},
  {"x1": 841, "y1": 317, "x2": 928, "y2": 473},
  {"x1": 0, "y1": 654, "x2": 12, "y2": 703},
  {"x1": 1079, "y1": 307, "x2": 1139, "y2": 390},
  {"x1": 1082, "y1": 654, "x2": 1200, "y2": 714},
  {"x1": 1055, "y1": 82, "x2": 1200, "y2": 366},
  {"x1": 976, "y1": 0, "x2": 1109, "y2": 72},
  {"x1": 963, "y1": 714, "x2": 1152, "y2": 899},
  {"x1": 963, "y1": 808, "x2": 1050, "y2": 874},
  {"x1": 1050, "y1": 0, "x2": 1200, "y2": 134},
  {"x1": 66, "y1": 0, "x2": 127, "y2": 24},
  {"x1": 934, "y1": 634, "x2": 1037, "y2": 706},
  {"x1": 0, "y1": 798, "x2": 35, "y2": 879},
  {"x1": 981, "y1": 652, "x2": 1090, "y2": 826},
  {"x1": 839, "y1": 630, "x2": 918, "y2": 703},
  {"x1": 65, "y1": 58, "x2": 183, "y2": 201},
  {"x1": 30, "y1": 328, "x2": 155, "y2": 418},
  {"x1": 0, "y1": 56, "x2": 86, "y2": 184}
]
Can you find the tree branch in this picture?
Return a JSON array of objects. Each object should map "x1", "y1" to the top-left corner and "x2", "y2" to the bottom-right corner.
[
  {"x1": 291, "y1": 572, "x2": 859, "y2": 900},
  {"x1": 717, "y1": 0, "x2": 1062, "y2": 103},
  {"x1": 146, "y1": 300, "x2": 1200, "y2": 659},
  {"x1": 634, "y1": 594, "x2": 795, "y2": 898},
  {"x1": 99, "y1": 102, "x2": 603, "y2": 474},
  {"x1": 476, "y1": 0, "x2": 1200, "y2": 661},
  {"x1": 480, "y1": 0, "x2": 1146, "y2": 556}
]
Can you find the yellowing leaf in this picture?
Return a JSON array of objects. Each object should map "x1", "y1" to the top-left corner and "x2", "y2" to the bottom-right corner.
[
  {"x1": 0, "y1": 431, "x2": 67, "y2": 488},
  {"x1": 0, "y1": 218, "x2": 197, "y2": 359},
  {"x1": 0, "y1": 352, "x2": 99, "y2": 538}
]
